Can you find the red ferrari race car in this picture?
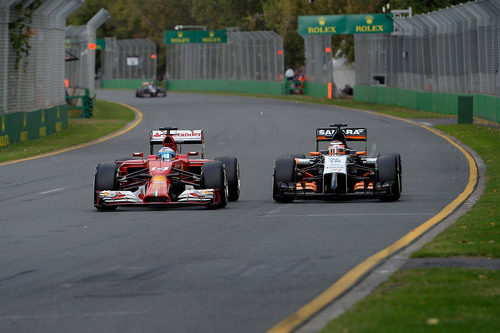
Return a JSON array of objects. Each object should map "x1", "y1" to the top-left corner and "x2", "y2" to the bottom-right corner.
[{"x1": 93, "y1": 127, "x2": 240, "y2": 210}]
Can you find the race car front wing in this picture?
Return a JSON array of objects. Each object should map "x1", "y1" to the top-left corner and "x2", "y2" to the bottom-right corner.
[
  {"x1": 96, "y1": 188, "x2": 219, "y2": 206},
  {"x1": 275, "y1": 180, "x2": 397, "y2": 198}
]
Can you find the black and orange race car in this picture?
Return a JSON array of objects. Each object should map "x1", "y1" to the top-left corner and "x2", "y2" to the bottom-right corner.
[
  {"x1": 272, "y1": 124, "x2": 402, "y2": 202},
  {"x1": 93, "y1": 127, "x2": 239, "y2": 210}
]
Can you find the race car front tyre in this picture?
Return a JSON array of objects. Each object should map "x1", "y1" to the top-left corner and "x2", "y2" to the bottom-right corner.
[
  {"x1": 273, "y1": 157, "x2": 296, "y2": 203},
  {"x1": 94, "y1": 162, "x2": 119, "y2": 210},
  {"x1": 377, "y1": 153, "x2": 402, "y2": 201},
  {"x1": 215, "y1": 157, "x2": 240, "y2": 201},
  {"x1": 201, "y1": 161, "x2": 228, "y2": 208},
  {"x1": 114, "y1": 156, "x2": 142, "y2": 163}
]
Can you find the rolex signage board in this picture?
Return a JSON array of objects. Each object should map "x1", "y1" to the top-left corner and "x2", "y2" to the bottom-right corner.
[
  {"x1": 298, "y1": 14, "x2": 393, "y2": 35},
  {"x1": 164, "y1": 30, "x2": 227, "y2": 44}
]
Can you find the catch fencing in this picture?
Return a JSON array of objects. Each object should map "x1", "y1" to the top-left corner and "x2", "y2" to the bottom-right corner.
[
  {"x1": 65, "y1": 8, "x2": 110, "y2": 96},
  {"x1": 165, "y1": 31, "x2": 284, "y2": 82},
  {"x1": 302, "y1": 35, "x2": 333, "y2": 84},
  {"x1": 101, "y1": 38, "x2": 157, "y2": 80},
  {"x1": 0, "y1": 0, "x2": 83, "y2": 115},
  {"x1": 355, "y1": 0, "x2": 500, "y2": 96}
]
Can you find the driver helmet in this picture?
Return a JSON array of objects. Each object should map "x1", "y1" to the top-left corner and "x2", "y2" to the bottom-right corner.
[
  {"x1": 157, "y1": 147, "x2": 176, "y2": 161},
  {"x1": 328, "y1": 141, "x2": 345, "y2": 155}
]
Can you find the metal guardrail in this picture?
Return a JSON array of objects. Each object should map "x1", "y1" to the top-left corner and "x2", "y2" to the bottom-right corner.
[{"x1": 66, "y1": 88, "x2": 94, "y2": 118}]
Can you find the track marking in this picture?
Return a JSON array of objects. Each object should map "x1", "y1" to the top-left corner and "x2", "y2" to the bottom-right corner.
[
  {"x1": 266, "y1": 204, "x2": 293, "y2": 215},
  {"x1": 420, "y1": 121, "x2": 433, "y2": 126},
  {"x1": 0, "y1": 103, "x2": 143, "y2": 167},
  {"x1": 268, "y1": 109, "x2": 478, "y2": 333},
  {"x1": 262, "y1": 213, "x2": 433, "y2": 218},
  {"x1": 37, "y1": 188, "x2": 64, "y2": 195},
  {"x1": 0, "y1": 311, "x2": 148, "y2": 320}
]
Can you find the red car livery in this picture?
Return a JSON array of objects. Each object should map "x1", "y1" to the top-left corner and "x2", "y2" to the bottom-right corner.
[{"x1": 93, "y1": 127, "x2": 240, "y2": 210}]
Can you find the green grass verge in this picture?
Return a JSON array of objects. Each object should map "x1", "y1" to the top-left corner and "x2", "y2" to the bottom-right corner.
[
  {"x1": 412, "y1": 125, "x2": 500, "y2": 258},
  {"x1": 0, "y1": 100, "x2": 135, "y2": 162},
  {"x1": 322, "y1": 268, "x2": 500, "y2": 333},
  {"x1": 170, "y1": 90, "x2": 456, "y2": 119}
]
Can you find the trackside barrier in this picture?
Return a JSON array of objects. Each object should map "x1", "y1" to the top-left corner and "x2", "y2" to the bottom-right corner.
[
  {"x1": 98, "y1": 78, "x2": 330, "y2": 98},
  {"x1": 0, "y1": 0, "x2": 82, "y2": 146},
  {"x1": 65, "y1": 89, "x2": 94, "y2": 118},
  {"x1": 65, "y1": 9, "x2": 110, "y2": 99},
  {"x1": 0, "y1": 105, "x2": 68, "y2": 147},
  {"x1": 100, "y1": 79, "x2": 154, "y2": 90},
  {"x1": 354, "y1": 85, "x2": 500, "y2": 123},
  {"x1": 354, "y1": 0, "x2": 499, "y2": 120}
]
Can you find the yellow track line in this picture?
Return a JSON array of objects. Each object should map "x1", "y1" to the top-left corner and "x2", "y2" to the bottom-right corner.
[
  {"x1": 0, "y1": 103, "x2": 143, "y2": 167},
  {"x1": 268, "y1": 110, "x2": 478, "y2": 333}
]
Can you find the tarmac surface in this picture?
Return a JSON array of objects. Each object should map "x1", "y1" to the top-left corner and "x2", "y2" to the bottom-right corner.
[{"x1": 0, "y1": 91, "x2": 469, "y2": 332}]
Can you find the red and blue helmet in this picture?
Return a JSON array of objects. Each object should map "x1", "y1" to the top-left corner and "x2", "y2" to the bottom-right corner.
[{"x1": 157, "y1": 147, "x2": 176, "y2": 161}]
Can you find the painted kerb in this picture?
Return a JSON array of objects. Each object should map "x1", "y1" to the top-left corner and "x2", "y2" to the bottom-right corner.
[
  {"x1": 0, "y1": 105, "x2": 68, "y2": 147},
  {"x1": 354, "y1": 85, "x2": 500, "y2": 123}
]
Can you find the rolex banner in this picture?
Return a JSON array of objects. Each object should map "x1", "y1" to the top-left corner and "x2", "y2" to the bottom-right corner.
[
  {"x1": 298, "y1": 14, "x2": 393, "y2": 35},
  {"x1": 164, "y1": 30, "x2": 227, "y2": 44}
]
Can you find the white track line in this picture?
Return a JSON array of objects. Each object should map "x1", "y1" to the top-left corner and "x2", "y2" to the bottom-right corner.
[
  {"x1": 0, "y1": 311, "x2": 148, "y2": 320},
  {"x1": 266, "y1": 204, "x2": 293, "y2": 215},
  {"x1": 37, "y1": 188, "x2": 64, "y2": 195},
  {"x1": 262, "y1": 213, "x2": 434, "y2": 218}
]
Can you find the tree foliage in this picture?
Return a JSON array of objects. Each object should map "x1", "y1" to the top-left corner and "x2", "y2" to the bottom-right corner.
[{"x1": 67, "y1": 0, "x2": 469, "y2": 74}]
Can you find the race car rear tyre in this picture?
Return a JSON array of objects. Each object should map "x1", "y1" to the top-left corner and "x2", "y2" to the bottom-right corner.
[
  {"x1": 94, "y1": 162, "x2": 119, "y2": 210},
  {"x1": 288, "y1": 153, "x2": 306, "y2": 159},
  {"x1": 273, "y1": 157, "x2": 296, "y2": 203},
  {"x1": 201, "y1": 161, "x2": 228, "y2": 209},
  {"x1": 377, "y1": 153, "x2": 402, "y2": 201},
  {"x1": 215, "y1": 157, "x2": 240, "y2": 201}
]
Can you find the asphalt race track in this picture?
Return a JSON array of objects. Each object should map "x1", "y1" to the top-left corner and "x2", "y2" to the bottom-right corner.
[{"x1": 0, "y1": 91, "x2": 469, "y2": 333}]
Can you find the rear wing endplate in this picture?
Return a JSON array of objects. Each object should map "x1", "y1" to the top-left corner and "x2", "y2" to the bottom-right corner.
[
  {"x1": 315, "y1": 127, "x2": 367, "y2": 151},
  {"x1": 149, "y1": 128, "x2": 205, "y2": 156}
]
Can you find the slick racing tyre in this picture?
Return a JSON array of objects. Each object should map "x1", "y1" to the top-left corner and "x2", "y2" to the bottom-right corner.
[
  {"x1": 287, "y1": 153, "x2": 306, "y2": 159},
  {"x1": 377, "y1": 153, "x2": 402, "y2": 201},
  {"x1": 215, "y1": 157, "x2": 240, "y2": 202},
  {"x1": 94, "y1": 162, "x2": 119, "y2": 210},
  {"x1": 201, "y1": 161, "x2": 228, "y2": 209},
  {"x1": 273, "y1": 157, "x2": 296, "y2": 203}
]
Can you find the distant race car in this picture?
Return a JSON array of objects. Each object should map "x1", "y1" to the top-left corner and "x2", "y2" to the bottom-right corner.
[
  {"x1": 93, "y1": 127, "x2": 240, "y2": 210},
  {"x1": 272, "y1": 124, "x2": 402, "y2": 202},
  {"x1": 135, "y1": 81, "x2": 167, "y2": 98}
]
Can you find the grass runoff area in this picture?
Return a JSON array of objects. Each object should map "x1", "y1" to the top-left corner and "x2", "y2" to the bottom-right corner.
[{"x1": 0, "y1": 100, "x2": 135, "y2": 163}]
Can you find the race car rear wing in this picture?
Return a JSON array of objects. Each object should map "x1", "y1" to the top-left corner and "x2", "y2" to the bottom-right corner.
[
  {"x1": 149, "y1": 127, "x2": 205, "y2": 157},
  {"x1": 315, "y1": 125, "x2": 367, "y2": 151}
]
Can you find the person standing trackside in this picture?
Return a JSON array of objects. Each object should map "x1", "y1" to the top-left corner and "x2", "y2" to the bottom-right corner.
[{"x1": 285, "y1": 68, "x2": 294, "y2": 81}]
